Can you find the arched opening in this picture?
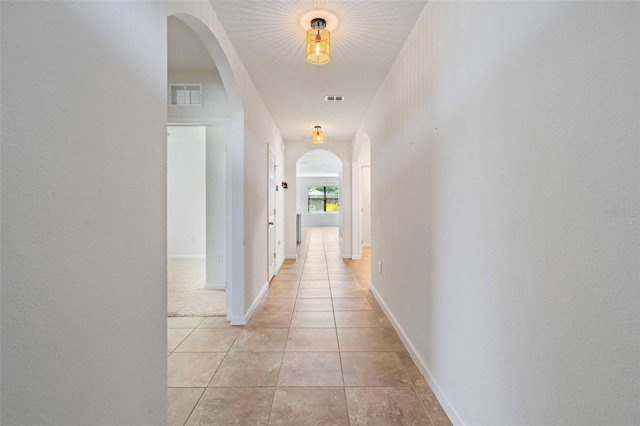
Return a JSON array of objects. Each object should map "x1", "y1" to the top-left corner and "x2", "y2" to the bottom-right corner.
[
  {"x1": 296, "y1": 149, "x2": 343, "y2": 244},
  {"x1": 167, "y1": 13, "x2": 245, "y2": 324}
]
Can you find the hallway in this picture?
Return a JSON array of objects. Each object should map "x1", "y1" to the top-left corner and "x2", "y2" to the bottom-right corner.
[{"x1": 167, "y1": 227, "x2": 451, "y2": 425}]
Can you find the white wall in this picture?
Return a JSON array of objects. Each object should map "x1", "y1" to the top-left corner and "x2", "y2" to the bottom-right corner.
[
  {"x1": 356, "y1": 2, "x2": 639, "y2": 425},
  {"x1": 168, "y1": 69, "x2": 230, "y2": 124},
  {"x1": 0, "y1": 1, "x2": 284, "y2": 423},
  {"x1": 1, "y1": 2, "x2": 168, "y2": 423},
  {"x1": 167, "y1": 126, "x2": 206, "y2": 258},
  {"x1": 206, "y1": 126, "x2": 227, "y2": 288},
  {"x1": 242, "y1": 107, "x2": 285, "y2": 316},
  {"x1": 296, "y1": 176, "x2": 340, "y2": 227}
]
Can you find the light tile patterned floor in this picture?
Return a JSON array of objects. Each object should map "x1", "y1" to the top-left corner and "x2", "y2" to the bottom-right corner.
[{"x1": 167, "y1": 227, "x2": 452, "y2": 425}]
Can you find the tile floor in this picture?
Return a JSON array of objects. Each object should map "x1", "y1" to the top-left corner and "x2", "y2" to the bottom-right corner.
[{"x1": 167, "y1": 227, "x2": 452, "y2": 425}]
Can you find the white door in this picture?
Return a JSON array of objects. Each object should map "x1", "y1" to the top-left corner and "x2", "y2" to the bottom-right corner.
[
  {"x1": 361, "y1": 166, "x2": 371, "y2": 247},
  {"x1": 268, "y1": 146, "x2": 276, "y2": 281}
]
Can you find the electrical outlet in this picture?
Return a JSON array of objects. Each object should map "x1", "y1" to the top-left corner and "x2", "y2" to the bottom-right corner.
[
  {"x1": 378, "y1": 261, "x2": 382, "y2": 273},
  {"x1": 190, "y1": 236, "x2": 195, "y2": 243},
  {"x1": 217, "y1": 254, "x2": 223, "y2": 263}
]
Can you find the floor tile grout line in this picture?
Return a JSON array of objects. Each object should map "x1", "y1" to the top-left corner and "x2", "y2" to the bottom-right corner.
[
  {"x1": 412, "y1": 385, "x2": 437, "y2": 426},
  {"x1": 167, "y1": 323, "x2": 201, "y2": 356},
  {"x1": 179, "y1": 325, "x2": 241, "y2": 426},
  {"x1": 181, "y1": 386, "x2": 206, "y2": 426},
  {"x1": 320, "y1": 228, "x2": 353, "y2": 424},
  {"x1": 267, "y1": 226, "x2": 311, "y2": 424}
]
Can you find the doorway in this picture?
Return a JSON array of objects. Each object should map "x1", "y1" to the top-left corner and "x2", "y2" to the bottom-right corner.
[
  {"x1": 167, "y1": 16, "x2": 232, "y2": 318},
  {"x1": 295, "y1": 150, "x2": 343, "y2": 235},
  {"x1": 167, "y1": 125, "x2": 225, "y2": 316},
  {"x1": 361, "y1": 165, "x2": 371, "y2": 248},
  {"x1": 268, "y1": 146, "x2": 276, "y2": 281}
]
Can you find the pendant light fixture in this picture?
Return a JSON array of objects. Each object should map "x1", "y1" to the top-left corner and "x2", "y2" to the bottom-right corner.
[
  {"x1": 313, "y1": 126, "x2": 324, "y2": 144},
  {"x1": 306, "y1": 18, "x2": 330, "y2": 64}
]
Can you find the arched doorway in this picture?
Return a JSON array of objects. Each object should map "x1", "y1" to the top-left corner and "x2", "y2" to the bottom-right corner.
[
  {"x1": 296, "y1": 149, "x2": 343, "y2": 243},
  {"x1": 168, "y1": 12, "x2": 245, "y2": 324}
]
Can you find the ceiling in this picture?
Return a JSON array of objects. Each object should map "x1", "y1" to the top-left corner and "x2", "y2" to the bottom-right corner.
[{"x1": 208, "y1": 0, "x2": 428, "y2": 144}]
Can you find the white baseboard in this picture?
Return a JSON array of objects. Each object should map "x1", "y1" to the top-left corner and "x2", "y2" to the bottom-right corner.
[
  {"x1": 167, "y1": 255, "x2": 206, "y2": 260},
  {"x1": 369, "y1": 283, "x2": 464, "y2": 426},
  {"x1": 243, "y1": 281, "x2": 269, "y2": 325},
  {"x1": 363, "y1": 243, "x2": 371, "y2": 248},
  {"x1": 285, "y1": 254, "x2": 298, "y2": 260},
  {"x1": 227, "y1": 315, "x2": 245, "y2": 326},
  {"x1": 205, "y1": 282, "x2": 225, "y2": 290},
  {"x1": 352, "y1": 254, "x2": 362, "y2": 260}
]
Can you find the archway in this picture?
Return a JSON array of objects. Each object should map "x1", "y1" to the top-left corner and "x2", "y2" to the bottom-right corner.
[
  {"x1": 295, "y1": 149, "x2": 344, "y2": 244},
  {"x1": 169, "y1": 12, "x2": 245, "y2": 324}
]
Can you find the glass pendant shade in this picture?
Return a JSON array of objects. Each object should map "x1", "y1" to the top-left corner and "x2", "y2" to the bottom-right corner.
[
  {"x1": 306, "y1": 18, "x2": 330, "y2": 64},
  {"x1": 313, "y1": 126, "x2": 324, "y2": 144}
]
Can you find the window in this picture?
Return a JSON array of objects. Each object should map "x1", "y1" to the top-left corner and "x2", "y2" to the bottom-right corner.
[
  {"x1": 169, "y1": 83, "x2": 202, "y2": 107},
  {"x1": 308, "y1": 185, "x2": 339, "y2": 212}
]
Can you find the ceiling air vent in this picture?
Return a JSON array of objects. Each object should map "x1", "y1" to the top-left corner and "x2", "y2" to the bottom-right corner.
[{"x1": 324, "y1": 95, "x2": 345, "y2": 101}]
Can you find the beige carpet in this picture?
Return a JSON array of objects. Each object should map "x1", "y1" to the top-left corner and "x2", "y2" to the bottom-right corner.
[{"x1": 167, "y1": 259, "x2": 226, "y2": 317}]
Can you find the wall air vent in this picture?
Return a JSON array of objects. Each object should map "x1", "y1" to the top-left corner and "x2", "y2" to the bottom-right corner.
[
  {"x1": 169, "y1": 83, "x2": 202, "y2": 107},
  {"x1": 324, "y1": 96, "x2": 345, "y2": 101}
]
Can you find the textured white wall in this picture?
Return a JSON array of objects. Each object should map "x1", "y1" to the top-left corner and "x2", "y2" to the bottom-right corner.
[
  {"x1": 0, "y1": 0, "x2": 284, "y2": 422},
  {"x1": 241, "y1": 101, "x2": 285, "y2": 314},
  {"x1": 167, "y1": 126, "x2": 206, "y2": 257},
  {"x1": 1, "y1": 2, "x2": 168, "y2": 423},
  {"x1": 356, "y1": 1, "x2": 639, "y2": 425},
  {"x1": 206, "y1": 126, "x2": 228, "y2": 288}
]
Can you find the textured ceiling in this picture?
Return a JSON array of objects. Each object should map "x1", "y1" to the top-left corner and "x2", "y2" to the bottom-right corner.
[{"x1": 209, "y1": 0, "x2": 428, "y2": 144}]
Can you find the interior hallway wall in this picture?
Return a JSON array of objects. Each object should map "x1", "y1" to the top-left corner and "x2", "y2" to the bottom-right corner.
[
  {"x1": 356, "y1": 2, "x2": 639, "y2": 425},
  {"x1": 206, "y1": 126, "x2": 228, "y2": 288},
  {"x1": 1, "y1": 2, "x2": 169, "y2": 424},
  {"x1": 1, "y1": 1, "x2": 283, "y2": 423}
]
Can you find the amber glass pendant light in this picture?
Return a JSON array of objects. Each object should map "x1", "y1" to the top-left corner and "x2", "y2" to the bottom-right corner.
[
  {"x1": 306, "y1": 18, "x2": 330, "y2": 64},
  {"x1": 313, "y1": 126, "x2": 324, "y2": 144}
]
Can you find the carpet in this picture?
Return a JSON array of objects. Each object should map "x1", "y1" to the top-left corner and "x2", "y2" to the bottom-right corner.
[{"x1": 167, "y1": 259, "x2": 226, "y2": 317}]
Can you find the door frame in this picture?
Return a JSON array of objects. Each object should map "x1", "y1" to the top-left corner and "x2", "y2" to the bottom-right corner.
[{"x1": 267, "y1": 145, "x2": 276, "y2": 282}]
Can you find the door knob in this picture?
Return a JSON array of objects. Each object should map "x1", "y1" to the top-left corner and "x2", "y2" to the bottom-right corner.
[{"x1": 268, "y1": 221, "x2": 274, "y2": 225}]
